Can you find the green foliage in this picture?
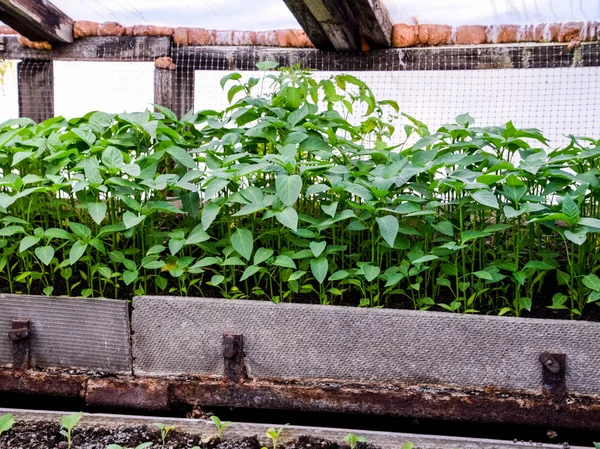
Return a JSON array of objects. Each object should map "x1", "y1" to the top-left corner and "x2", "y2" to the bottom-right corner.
[
  {"x1": 60, "y1": 412, "x2": 83, "y2": 449},
  {"x1": 0, "y1": 414, "x2": 14, "y2": 436},
  {"x1": 262, "y1": 424, "x2": 289, "y2": 449},
  {"x1": 344, "y1": 433, "x2": 367, "y2": 449},
  {"x1": 210, "y1": 415, "x2": 231, "y2": 439},
  {"x1": 1, "y1": 65, "x2": 600, "y2": 318},
  {"x1": 153, "y1": 423, "x2": 174, "y2": 445}
]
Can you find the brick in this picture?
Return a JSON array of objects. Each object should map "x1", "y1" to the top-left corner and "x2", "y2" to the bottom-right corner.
[
  {"x1": 154, "y1": 56, "x2": 176, "y2": 70},
  {"x1": 17, "y1": 35, "x2": 51, "y2": 50},
  {"x1": 533, "y1": 23, "x2": 560, "y2": 42},
  {"x1": 418, "y1": 24, "x2": 452, "y2": 46},
  {"x1": 98, "y1": 22, "x2": 125, "y2": 36},
  {"x1": 256, "y1": 30, "x2": 279, "y2": 46},
  {"x1": 558, "y1": 21, "x2": 583, "y2": 42},
  {"x1": 232, "y1": 31, "x2": 257, "y2": 46},
  {"x1": 391, "y1": 24, "x2": 418, "y2": 47},
  {"x1": 73, "y1": 21, "x2": 98, "y2": 38},
  {"x1": 187, "y1": 28, "x2": 210, "y2": 45},
  {"x1": 133, "y1": 25, "x2": 174, "y2": 37},
  {"x1": 173, "y1": 27, "x2": 189, "y2": 46},
  {"x1": 455, "y1": 25, "x2": 487, "y2": 45}
]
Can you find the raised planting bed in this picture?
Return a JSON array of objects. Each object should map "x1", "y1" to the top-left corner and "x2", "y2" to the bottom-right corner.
[
  {"x1": 2, "y1": 293, "x2": 600, "y2": 430},
  {"x1": 0, "y1": 408, "x2": 590, "y2": 449}
]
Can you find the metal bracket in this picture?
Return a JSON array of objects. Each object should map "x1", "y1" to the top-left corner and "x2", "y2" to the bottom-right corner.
[
  {"x1": 539, "y1": 352, "x2": 566, "y2": 411},
  {"x1": 223, "y1": 333, "x2": 247, "y2": 384},
  {"x1": 8, "y1": 318, "x2": 30, "y2": 374}
]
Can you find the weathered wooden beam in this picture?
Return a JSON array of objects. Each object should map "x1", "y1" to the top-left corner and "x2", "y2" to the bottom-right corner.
[
  {"x1": 282, "y1": 0, "x2": 360, "y2": 51},
  {"x1": 153, "y1": 67, "x2": 195, "y2": 118},
  {"x1": 17, "y1": 59, "x2": 54, "y2": 122},
  {"x1": 345, "y1": 0, "x2": 392, "y2": 48},
  {"x1": 0, "y1": 0, "x2": 73, "y2": 43},
  {"x1": 0, "y1": 35, "x2": 171, "y2": 61},
  {"x1": 172, "y1": 42, "x2": 600, "y2": 72}
]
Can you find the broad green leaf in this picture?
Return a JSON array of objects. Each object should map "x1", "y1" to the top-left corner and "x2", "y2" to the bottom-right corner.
[
  {"x1": 470, "y1": 190, "x2": 499, "y2": 209},
  {"x1": 276, "y1": 174, "x2": 302, "y2": 207},
  {"x1": 0, "y1": 414, "x2": 14, "y2": 435},
  {"x1": 35, "y1": 246, "x2": 54, "y2": 265},
  {"x1": 309, "y1": 241, "x2": 327, "y2": 258},
  {"x1": 329, "y1": 270, "x2": 349, "y2": 281},
  {"x1": 412, "y1": 255, "x2": 439, "y2": 264},
  {"x1": 204, "y1": 178, "x2": 229, "y2": 200},
  {"x1": 274, "y1": 255, "x2": 296, "y2": 269},
  {"x1": 376, "y1": 215, "x2": 399, "y2": 247},
  {"x1": 231, "y1": 228, "x2": 253, "y2": 260},
  {"x1": 362, "y1": 264, "x2": 381, "y2": 282},
  {"x1": 88, "y1": 202, "x2": 107, "y2": 225},
  {"x1": 123, "y1": 211, "x2": 145, "y2": 229},
  {"x1": 167, "y1": 146, "x2": 197, "y2": 169},
  {"x1": 473, "y1": 270, "x2": 493, "y2": 280},
  {"x1": 0, "y1": 226, "x2": 25, "y2": 237},
  {"x1": 275, "y1": 207, "x2": 298, "y2": 232},
  {"x1": 583, "y1": 273, "x2": 600, "y2": 292},
  {"x1": 254, "y1": 248, "x2": 274, "y2": 265},
  {"x1": 19, "y1": 235, "x2": 40, "y2": 253},
  {"x1": 210, "y1": 274, "x2": 225, "y2": 286},
  {"x1": 310, "y1": 257, "x2": 328, "y2": 284},
  {"x1": 123, "y1": 270, "x2": 138, "y2": 286},
  {"x1": 562, "y1": 194, "x2": 580, "y2": 226},
  {"x1": 69, "y1": 241, "x2": 88, "y2": 265},
  {"x1": 186, "y1": 224, "x2": 210, "y2": 245},
  {"x1": 240, "y1": 265, "x2": 261, "y2": 281},
  {"x1": 61, "y1": 412, "x2": 83, "y2": 431},
  {"x1": 44, "y1": 228, "x2": 72, "y2": 240},
  {"x1": 256, "y1": 60, "x2": 278, "y2": 71},
  {"x1": 432, "y1": 221, "x2": 454, "y2": 237},
  {"x1": 288, "y1": 270, "x2": 306, "y2": 281},
  {"x1": 202, "y1": 202, "x2": 221, "y2": 230},
  {"x1": 523, "y1": 260, "x2": 556, "y2": 271},
  {"x1": 565, "y1": 228, "x2": 587, "y2": 245},
  {"x1": 101, "y1": 147, "x2": 124, "y2": 169}
]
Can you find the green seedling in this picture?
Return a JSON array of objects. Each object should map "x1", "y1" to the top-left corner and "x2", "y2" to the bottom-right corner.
[
  {"x1": 402, "y1": 443, "x2": 414, "y2": 449},
  {"x1": 0, "y1": 413, "x2": 14, "y2": 436},
  {"x1": 344, "y1": 433, "x2": 367, "y2": 449},
  {"x1": 262, "y1": 424, "x2": 289, "y2": 449},
  {"x1": 60, "y1": 412, "x2": 83, "y2": 449},
  {"x1": 210, "y1": 415, "x2": 231, "y2": 439},
  {"x1": 107, "y1": 443, "x2": 153, "y2": 449},
  {"x1": 153, "y1": 422, "x2": 174, "y2": 445}
]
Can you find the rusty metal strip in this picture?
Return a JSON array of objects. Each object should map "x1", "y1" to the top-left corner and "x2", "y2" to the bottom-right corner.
[
  {"x1": 8, "y1": 318, "x2": 30, "y2": 373},
  {"x1": 223, "y1": 333, "x2": 247, "y2": 384},
  {"x1": 540, "y1": 352, "x2": 567, "y2": 411},
  {"x1": 2, "y1": 368, "x2": 597, "y2": 430}
]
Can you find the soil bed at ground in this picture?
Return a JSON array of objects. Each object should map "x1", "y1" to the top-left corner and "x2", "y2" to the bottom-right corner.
[{"x1": 0, "y1": 422, "x2": 361, "y2": 449}]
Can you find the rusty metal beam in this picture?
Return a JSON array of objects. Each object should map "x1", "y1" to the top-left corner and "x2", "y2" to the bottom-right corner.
[
  {"x1": 2, "y1": 369, "x2": 600, "y2": 431},
  {"x1": 0, "y1": 0, "x2": 73, "y2": 43}
]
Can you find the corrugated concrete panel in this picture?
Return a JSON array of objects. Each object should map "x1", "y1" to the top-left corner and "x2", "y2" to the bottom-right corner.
[
  {"x1": 132, "y1": 296, "x2": 600, "y2": 395},
  {"x1": 0, "y1": 294, "x2": 131, "y2": 372}
]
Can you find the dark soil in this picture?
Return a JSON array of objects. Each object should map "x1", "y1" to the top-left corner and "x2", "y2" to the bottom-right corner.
[{"x1": 0, "y1": 422, "x2": 370, "y2": 449}]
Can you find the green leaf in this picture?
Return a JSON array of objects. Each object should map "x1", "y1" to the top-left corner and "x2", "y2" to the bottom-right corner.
[
  {"x1": 288, "y1": 270, "x2": 306, "y2": 281},
  {"x1": 276, "y1": 174, "x2": 302, "y2": 207},
  {"x1": 101, "y1": 147, "x2": 124, "y2": 169},
  {"x1": 256, "y1": 60, "x2": 279, "y2": 71},
  {"x1": 35, "y1": 246, "x2": 54, "y2": 266},
  {"x1": 362, "y1": 264, "x2": 380, "y2": 282},
  {"x1": 583, "y1": 273, "x2": 600, "y2": 292},
  {"x1": 123, "y1": 270, "x2": 138, "y2": 286},
  {"x1": 240, "y1": 265, "x2": 261, "y2": 281},
  {"x1": 123, "y1": 211, "x2": 145, "y2": 229},
  {"x1": 254, "y1": 248, "x2": 274, "y2": 265},
  {"x1": 88, "y1": 202, "x2": 107, "y2": 225},
  {"x1": 204, "y1": 178, "x2": 229, "y2": 200},
  {"x1": 412, "y1": 255, "x2": 439, "y2": 264},
  {"x1": 470, "y1": 190, "x2": 499, "y2": 209},
  {"x1": 69, "y1": 241, "x2": 88, "y2": 265},
  {"x1": 167, "y1": 146, "x2": 197, "y2": 169},
  {"x1": 562, "y1": 194, "x2": 580, "y2": 226},
  {"x1": 309, "y1": 241, "x2": 327, "y2": 258},
  {"x1": 186, "y1": 224, "x2": 211, "y2": 245},
  {"x1": 274, "y1": 255, "x2": 296, "y2": 269},
  {"x1": 202, "y1": 202, "x2": 221, "y2": 230},
  {"x1": 0, "y1": 225, "x2": 25, "y2": 237},
  {"x1": 432, "y1": 221, "x2": 454, "y2": 237},
  {"x1": 310, "y1": 257, "x2": 328, "y2": 284},
  {"x1": 231, "y1": 228, "x2": 253, "y2": 260},
  {"x1": 523, "y1": 260, "x2": 556, "y2": 271},
  {"x1": 473, "y1": 270, "x2": 493, "y2": 280},
  {"x1": 19, "y1": 235, "x2": 40, "y2": 253},
  {"x1": 329, "y1": 270, "x2": 349, "y2": 281},
  {"x1": 0, "y1": 414, "x2": 14, "y2": 435},
  {"x1": 210, "y1": 274, "x2": 225, "y2": 286},
  {"x1": 275, "y1": 207, "x2": 298, "y2": 232},
  {"x1": 565, "y1": 228, "x2": 587, "y2": 245},
  {"x1": 376, "y1": 215, "x2": 399, "y2": 247},
  {"x1": 61, "y1": 412, "x2": 83, "y2": 431}
]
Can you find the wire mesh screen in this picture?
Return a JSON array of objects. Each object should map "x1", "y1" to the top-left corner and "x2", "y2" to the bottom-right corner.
[
  {"x1": 190, "y1": 44, "x2": 600, "y2": 146},
  {"x1": 2, "y1": 38, "x2": 599, "y2": 146}
]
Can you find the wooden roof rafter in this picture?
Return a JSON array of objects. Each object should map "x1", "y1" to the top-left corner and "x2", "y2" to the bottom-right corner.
[
  {"x1": 0, "y1": 0, "x2": 73, "y2": 43},
  {"x1": 282, "y1": 0, "x2": 393, "y2": 51}
]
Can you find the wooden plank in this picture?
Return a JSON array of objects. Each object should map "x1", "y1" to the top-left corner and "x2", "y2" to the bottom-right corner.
[
  {"x1": 282, "y1": 0, "x2": 360, "y2": 51},
  {"x1": 153, "y1": 67, "x2": 195, "y2": 118},
  {"x1": 346, "y1": 0, "x2": 392, "y2": 48},
  {"x1": 0, "y1": 35, "x2": 171, "y2": 61},
  {"x1": 0, "y1": 0, "x2": 73, "y2": 43},
  {"x1": 17, "y1": 59, "x2": 53, "y2": 122},
  {"x1": 173, "y1": 42, "x2": 600, "y2": 72}
]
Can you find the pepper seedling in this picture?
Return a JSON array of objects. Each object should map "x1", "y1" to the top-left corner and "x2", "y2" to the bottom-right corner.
[
  {"x1": 153, "y1": 422, "x2": 174, "y2": 445},
  {"x1": 210, "y1": 415, "x2": 231, "y2": 439},
  {"x1": 60, "y1": 412, "x2": 83, "y2": 449},
  {"x1": 0, "y1": 414, "x2": 14, "y2": 437},
  {"x1": 107, "y1": 443, "x2": 153, "y2": 449},
  {"x1": 262, "y1": 424, "x2": 289, "y2": 449}
]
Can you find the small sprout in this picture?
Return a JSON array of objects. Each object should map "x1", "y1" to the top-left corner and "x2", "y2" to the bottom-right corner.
[
  {"x1": 402, "y1": 442, "x2": 414, "y2": 449},
  {"x1": 107, "y1": 444, "x2": 153, "y2": 449},
  {"x1": 262, "y1": 424, "x2": 289, "y2": 449},
  {"x1": 153, "y1": 422, "x2": 174, "y2": 445},
  {"x1": 344, "y1": 433, "x2": 367, "y2": 449},
  {"x1": 60, "y1": 412, "x2": 83, "y2": 449},
  {"x1": 0, "y1": 414, "x2": 14, "y2": 436},
  {"x1": 210, "y1": 415, "x2": 231, "y2": 439}
]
